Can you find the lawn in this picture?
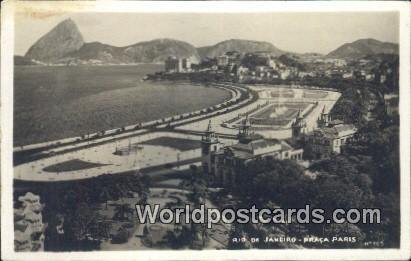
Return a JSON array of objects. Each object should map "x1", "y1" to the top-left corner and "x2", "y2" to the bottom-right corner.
[
  {"x1": 250, "y1": 103, "x2": 310, "y2": 126},
  {"x1": 303, "y1": 90, "x2": 329, "y2": 99},
  {"x1": 141, "y1": 137, "x2": 201, "y2": 151},
  {"x1": 43, "y1": 159, "x2": 109, "y2": 172},
  {"x1": 270, "y1": 89, "x2": 295, "y2": 98}
]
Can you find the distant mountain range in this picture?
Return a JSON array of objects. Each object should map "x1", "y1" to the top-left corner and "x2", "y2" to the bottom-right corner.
[
  {"x1": 24, "y1": 19, "x2": 200, "y2": 65},
  {"x1": 20, "y1": 18, "x2": 399, "y2": 65},
  {"x1": 65, "y1": 38, "x2": 201, "y2": 64}
]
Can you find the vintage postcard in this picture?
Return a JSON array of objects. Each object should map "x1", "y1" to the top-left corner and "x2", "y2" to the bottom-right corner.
[{"x1": 1, "y1": 1, "x2": 410, "y2": 260}]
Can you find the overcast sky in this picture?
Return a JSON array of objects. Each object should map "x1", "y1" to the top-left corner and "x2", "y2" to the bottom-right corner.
[{"x1": 15, "y1": 12, "x2": 399, "y2": 55}]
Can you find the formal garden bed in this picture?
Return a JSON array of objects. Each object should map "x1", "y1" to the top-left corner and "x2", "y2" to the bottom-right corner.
[
  {"x1": 43, "y1": 159, "x2": 109, "y2": 172},
  {"x1": 141, "y1": 137, "x2": 201, "y2": 151},
  {"x1": 249, "y1": 103, "x2": 311, "y2": 126}
]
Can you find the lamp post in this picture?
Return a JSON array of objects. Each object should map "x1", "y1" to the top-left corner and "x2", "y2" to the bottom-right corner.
[{"x1": 177, "y1": 153, "x2": 181, "y2": 169}]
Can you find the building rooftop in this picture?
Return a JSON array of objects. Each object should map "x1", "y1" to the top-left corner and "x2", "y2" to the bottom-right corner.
[
  {"x1": 233, "y1": 137, "x2": 280, "y2": 151},
  {"x1": 280, "y1": 140, "x2": 293, "y2": 151},
  {"x1": 327, "y1": 119, "x2": 344, "y2": 127},
  {"x1": 314, "y1": 123, "x2": 357, "y2": 139},
  {"x1": 226, "y1": 138, "x2": 295, "y2": 159}
]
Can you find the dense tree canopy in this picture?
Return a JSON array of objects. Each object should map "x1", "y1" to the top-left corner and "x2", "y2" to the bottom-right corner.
[{"x1": 228, "y1": 106, "x2": 399, "y2": 247}]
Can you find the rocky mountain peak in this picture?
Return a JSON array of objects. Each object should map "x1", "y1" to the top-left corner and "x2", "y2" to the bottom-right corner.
[{"x1": 25, "y1": 18, "x2": 84, "y2": 62}]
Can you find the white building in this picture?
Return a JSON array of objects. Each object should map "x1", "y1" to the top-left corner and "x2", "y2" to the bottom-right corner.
[
  {"x1": 217, "y1": 55, "x2": 229, "y2": 66},
  {"x1": 307, "y1": 107, "x2": 357, "y2": 158},
  {"x1": 165, "y1": 56, "x2": 194, "y2": 73},
  {"x1": 201, "y1": 119, "x2": 303, "y2": 186}
]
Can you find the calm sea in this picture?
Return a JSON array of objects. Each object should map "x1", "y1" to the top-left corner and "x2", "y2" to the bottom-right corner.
[{"x1": 14, "y1": 64, "x2": 230, "y2": 146}]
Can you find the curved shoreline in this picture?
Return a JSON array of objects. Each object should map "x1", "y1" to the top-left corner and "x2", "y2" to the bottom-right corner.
[
  {"x1": 13, "y1": 83, "x2": 252, "y2": 166},
  {"x1": 14, "y1": 84, "x2": 341, "y2": 182},
  {"x1": 14, "y1": 82, "x2": 235, "y2": 152}
]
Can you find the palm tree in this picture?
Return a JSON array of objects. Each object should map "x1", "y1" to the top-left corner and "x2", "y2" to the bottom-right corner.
[
  {"x1": 180, "y1": 165, "x2": 209, "y2": 249},
  {"x1": 63, "y1": 189, "x2": 78, "y2": 213},
  {"x1": 200, "y1": 222, "x2": 209, "y2": 247},
  {"x1": 138, "y1": 189, "x2": 149, "y2": 205},
  {"x1": 115, "y1": 183, "x2": 129, "y2": 203},
  {"x1": 113, "y1": 203, "x2": 134, "y2": 222},
  {"x1": 99, "y1": 187, "x2": 111, "y2": 210}
]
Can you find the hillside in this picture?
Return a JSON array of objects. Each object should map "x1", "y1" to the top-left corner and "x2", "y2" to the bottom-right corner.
[
  {"x1": 277, "y1": 54, "x2": 307, "y2": 71},
  {"x1": 64, "y1": 39, "x2": 200, "y2": 64},
  {"x1": 123, "y1": 38, "x2": 200, "y2": 63},
  {"x1": 197, "y1": 39, "x2": 285, "y2": 59},
  {"x1": 66, "y1": 42, "x2": 132, "y2": 64},
  {"x1": 327, "y1": 38, "x2": 398, "y2": 59}
]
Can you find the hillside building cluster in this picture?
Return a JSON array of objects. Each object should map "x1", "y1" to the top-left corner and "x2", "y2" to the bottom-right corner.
[{"x1": 162, "y1": 51, "x2": 395, "y2": 85}]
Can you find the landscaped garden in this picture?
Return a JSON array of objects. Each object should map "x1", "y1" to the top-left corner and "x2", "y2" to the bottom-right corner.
[
  {"x1": 141, "y1": 137, "x2": 201, "y2": 151},
  {"x1": 249, "y1": 103, "x2": 311, "y2": 126},
  {"x1": 303, "y1": 90, "x2": 329, "y2": 99},
  {"x1": 43, "y1": 159, "x2": 109, "y2": 172},
  {"x1": 269, "y1": 89, "x2": 295, "y2": 98}
]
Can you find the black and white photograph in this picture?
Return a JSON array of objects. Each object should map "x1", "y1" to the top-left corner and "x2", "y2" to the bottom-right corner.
[{"x1": 1, "y1": 1, "x2": 410, "y2": 260}]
